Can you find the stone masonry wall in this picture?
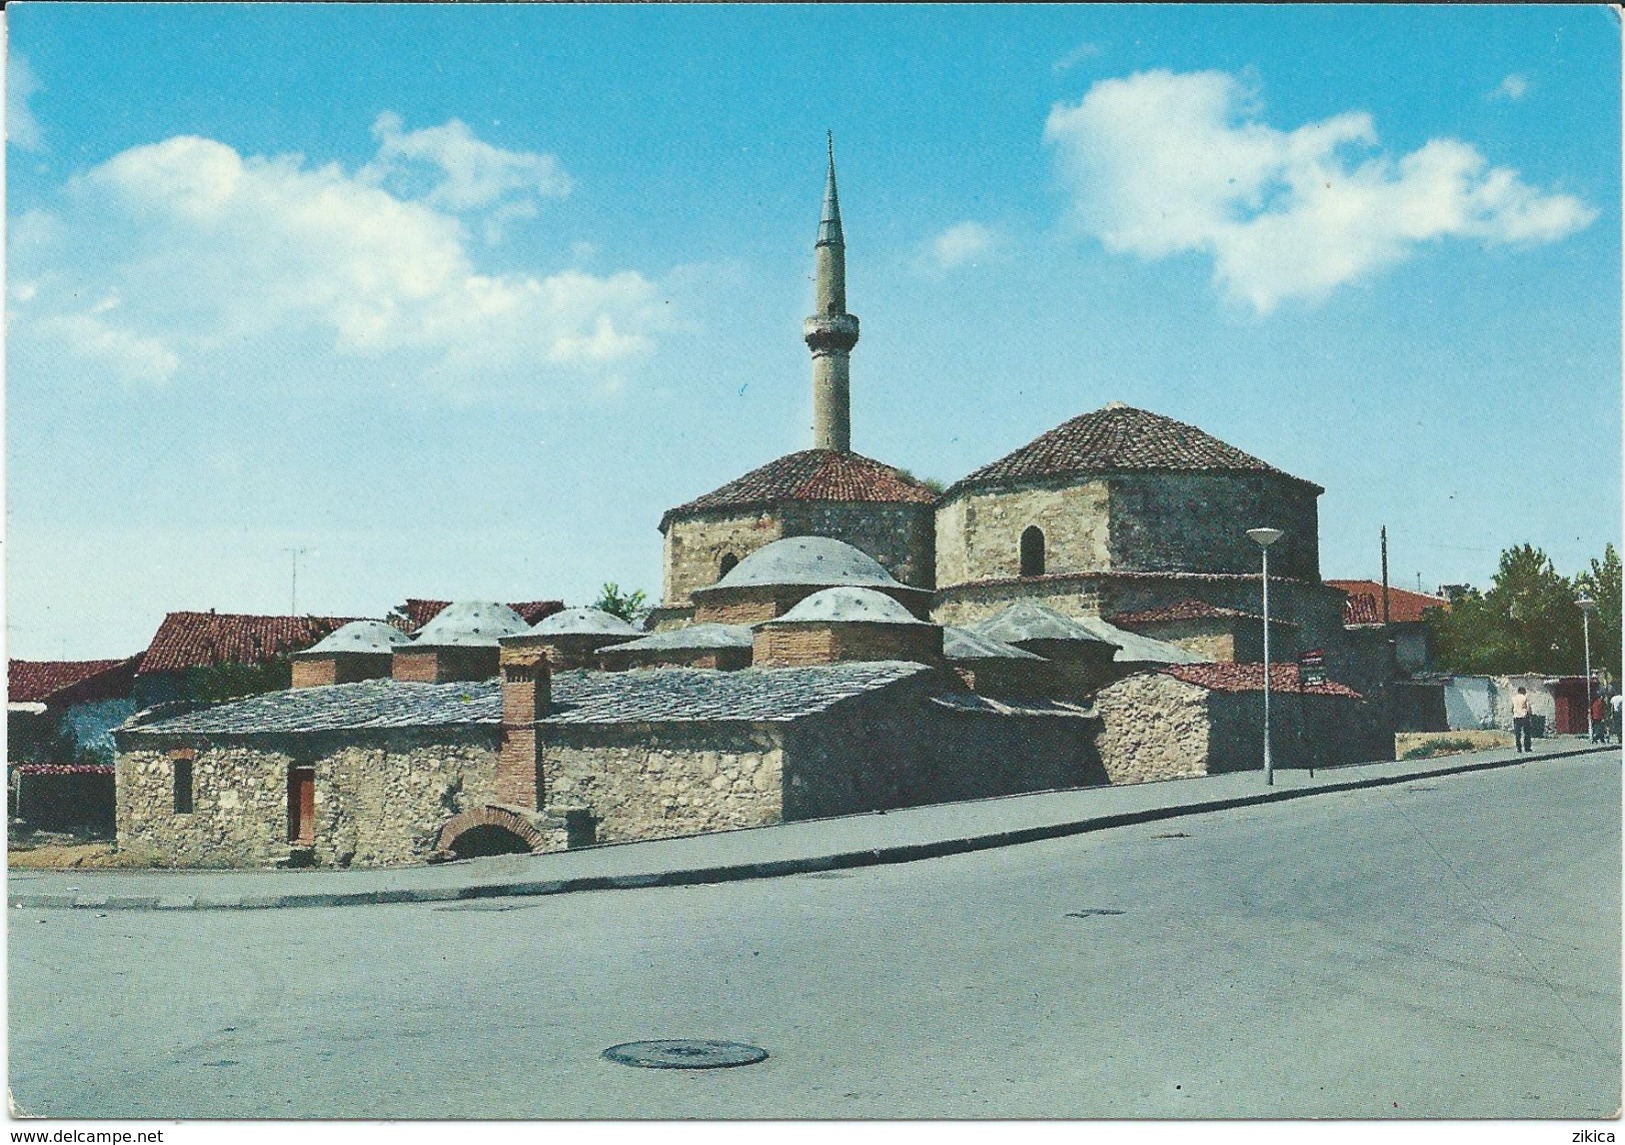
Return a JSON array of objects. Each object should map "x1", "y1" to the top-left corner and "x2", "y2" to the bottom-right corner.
[
  {"x1": 936, "y1": 480, "x2": 1110, "y2": 587},
  {"x1": 1092, "y1": 672, "x2": 1213, "y2": 785},
  {"x1": 116, "y1": 728, "x2": 501, "y2": 868},
  {"x1": 1108, "y1": 472, "x2": 1320, "y2": 581},
  {"x1": 663, "y1": 512, "x2": 784, "y2": 607},
  {"x1": 779, "y1": 502, "x2": 936, "y2": 590},
  {"x1": 540, "y1": 722, "x2": 784, "y2": 844}
]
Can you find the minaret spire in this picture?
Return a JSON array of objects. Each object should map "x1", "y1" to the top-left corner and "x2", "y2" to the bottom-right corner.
[{"x1": 805, "y1": 134, "x2": 859, "y2": 453}]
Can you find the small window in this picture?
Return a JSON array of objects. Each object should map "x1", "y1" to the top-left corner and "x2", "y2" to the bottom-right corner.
[
  {"x1": 173, "y1": 759, "x2": 194, "y2": 814},
  {"x1": 1020, "y1": 526, "x2": 1046, "y2": 577},
  {"x1": 719, "y1": 553, "x2": 740, "y2": 578}
]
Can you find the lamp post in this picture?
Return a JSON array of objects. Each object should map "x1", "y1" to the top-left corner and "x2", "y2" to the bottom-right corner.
[
  {"x1": 1248, "y1": 527, "x2": 1285, "y2": 785},
  {"x1": 1578, "y1": 595, "x2": 1596, "y2": 740}
]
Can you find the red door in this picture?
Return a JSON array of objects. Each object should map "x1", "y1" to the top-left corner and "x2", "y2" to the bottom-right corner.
[{"x1": 288, "y1": 767, "x2": 316, "y2": 845}]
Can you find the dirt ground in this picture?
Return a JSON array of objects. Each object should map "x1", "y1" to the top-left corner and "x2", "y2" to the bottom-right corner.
[{"x1": 1394, "y1": 729, "x2": 1513, "y2": 759}]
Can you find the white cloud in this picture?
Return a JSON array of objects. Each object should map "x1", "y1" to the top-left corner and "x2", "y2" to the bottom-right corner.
[
  {"x1": 366, "y1": 112, "x2": 572, "y2": 213},
  {"x1": 8, "y1": 54, "x2": 44, "y2": 151},
  {"x1": 1492, "y1": 74, "x2": 1530, "y2": 101},
  {"x1": 1052, "y1": 42, "x2": 1102, "y2": 73},
  {"x1": 1044, "y1": 69, "x2": 1596, "y2": 313},
  {"x1": 922, "y1": 221, "x2": 998, "y2": 274},
  {"x1": 9, "y1": 124, "x2": 669, "y2": 393}
]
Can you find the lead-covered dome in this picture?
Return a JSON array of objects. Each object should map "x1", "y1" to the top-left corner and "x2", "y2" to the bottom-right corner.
[
  {"x1": 530, "y1": 607, "x2": 642, "y2": 637},
  {"x1": 776, "y1": 586, "x2": 926, "y2": 625},
  {"x1": 717, "y1": 536, "x2": 901, "y2": 590},
  {"x1": 412, "y1": 601, "x2": 530, "y2": 647},
  {"x1": 601, "y1": 623, "x2": 753, "y2": 652},
  {"x1": 300, "y1": 620, "x2": 412, "y2": 655}
]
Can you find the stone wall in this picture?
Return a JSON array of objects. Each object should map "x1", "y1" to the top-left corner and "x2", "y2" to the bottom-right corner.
[
  {"x1": 1093, "y1": 672, "x2": 1212, "y2": 785},
  {"x1": 116, "y1": 728, "x2": 500, "y2": 868},
  {"x1": 539, "y1": 722, "x2": 784, "y2": 844},
  {"x1": 935, "y1": 480, "x2": 1110, "y2": 587},
  {"x1": 782, "y1": 677, "x2": 1104, "y2": 818},
  {"x1": 661, "y1": 511, "x2": 783, "y2": 607},
  {"x1": 1108, "y1": 472, "x2": 1321, "y2": 581},
  {"x1": 1206, "y1": 689, "x2": 1391, "y2": 772}
]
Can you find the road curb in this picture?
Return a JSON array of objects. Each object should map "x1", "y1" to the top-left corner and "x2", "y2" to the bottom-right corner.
[{"x1": 10, "y1": 744, "x2": 1614, "y2": 912}]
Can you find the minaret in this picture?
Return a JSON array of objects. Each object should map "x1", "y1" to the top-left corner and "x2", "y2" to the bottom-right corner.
[{"x1": 804, "y1": 134, "x2": 860, "y2": 453}]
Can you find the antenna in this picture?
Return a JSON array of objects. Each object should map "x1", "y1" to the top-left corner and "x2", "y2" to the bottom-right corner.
[{"x1": 284, "y1": 547, "x2": 310, "y2": 616}]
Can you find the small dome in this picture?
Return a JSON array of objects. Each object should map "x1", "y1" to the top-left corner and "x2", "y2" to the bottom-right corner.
[
  {"x1": 413, "y1": 601, "x2": 530, "y2": 647},
  {"x1": 970, "y1": 601, "x2": 1119, "y2": 648},
  {"x1": 942, "y1": 626, "x2": 1045, "y2": 661},
  {"x1": 602, "y1": 623, "x2": 753, "y2": 652},
  {"x1": 530, "y1": 607, "x2": 642, "y2": 636},
  {"x1": 302, "y1": 620, "x2": 412, "y2": 655},
  {"x1": 776, "y1": 587, "x2": 926, "y2": 625},
  {"x1": 716, "y1": 535, "x2": 900, "y2": 590}
]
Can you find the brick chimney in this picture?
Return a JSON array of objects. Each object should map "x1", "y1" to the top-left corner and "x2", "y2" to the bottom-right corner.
[{"x1": 495, "y1": 643, "x2": 550, "y2": 808}]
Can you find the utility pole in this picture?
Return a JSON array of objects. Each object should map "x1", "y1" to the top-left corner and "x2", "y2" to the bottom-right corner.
[
  {"x1": 1380, "y1": 526, "x2": 1390, "y2": 627},
  {"x1": 284, "y1": 548, "x2": 309, "y2": 616}
]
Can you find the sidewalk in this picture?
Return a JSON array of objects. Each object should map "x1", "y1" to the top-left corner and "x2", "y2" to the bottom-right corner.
[{"x1": 9, "y1": 737, "x2": 1617, "y2": 912}]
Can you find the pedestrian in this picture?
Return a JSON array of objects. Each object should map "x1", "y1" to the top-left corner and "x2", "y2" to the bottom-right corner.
[
  {"x1": 1591, "y1": 691, "x2": 1609, "y2": 743},
  {"x1": 1611, "y1": 691, "x2": 1623, "y2": 744},
  {"x1": 1512, "y1": 686, "x2": 1533, "y2": 753}
]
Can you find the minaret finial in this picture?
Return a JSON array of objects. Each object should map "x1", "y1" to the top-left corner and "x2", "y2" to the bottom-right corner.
[{"x1": 805, "y1": 137, "x2": 859, "y2": 453}]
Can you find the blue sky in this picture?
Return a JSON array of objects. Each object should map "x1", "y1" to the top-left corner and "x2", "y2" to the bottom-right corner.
[{"x1": 6, "y1": 4, "x2": 1620, "y2": 659}]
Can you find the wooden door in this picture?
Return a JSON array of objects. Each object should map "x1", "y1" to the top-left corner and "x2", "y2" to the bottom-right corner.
[{"x1": 288, "y1": 767, "x2": 316, "y2": 845}]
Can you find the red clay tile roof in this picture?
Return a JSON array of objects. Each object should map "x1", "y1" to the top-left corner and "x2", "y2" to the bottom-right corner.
[
  {"x1": 396, "y1": 599, "x2": 564, "y2": 632},
  {"x1": 1112, "y1": 599, "x2": 1268, "y2": 626},
  {"x1": 662, "y1": 449, "x2": 937, "y2": 528},
  {"x1": 1163, "y1": 662, "x2": 1363, "y2": 699},
  {"x1": 137, "y1": 613, "x2": 360, "y2": 675},
  {"x1": 9, "y1": 657, "x2": 141, "y2": 705},
  {"x1": 1326, "y1": 581, "x2": 1449, "y2": 626},
  {"x1": 948, "y1": 405, "x2": 1320, "y2": 496}
]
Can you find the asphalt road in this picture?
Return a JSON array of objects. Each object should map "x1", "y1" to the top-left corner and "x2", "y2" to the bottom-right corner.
[{"x1": 9, "y1": 752, "x2": 1619, "y2": 1120}]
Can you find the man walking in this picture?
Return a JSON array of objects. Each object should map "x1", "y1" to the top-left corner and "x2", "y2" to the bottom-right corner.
[{"x1": 1512, "y1": 686, "x2": 1533, "y2": 753}]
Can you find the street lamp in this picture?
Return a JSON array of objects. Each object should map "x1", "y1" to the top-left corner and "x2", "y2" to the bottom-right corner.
[
  {"x1": 1248, "y1": 527, "x2": 1285, "y2": 786},
  {"x1": 1578, "y1": 595, "x2": 1596, "y2": 740}
]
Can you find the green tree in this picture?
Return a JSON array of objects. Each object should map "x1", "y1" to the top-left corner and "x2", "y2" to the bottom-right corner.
[
  {"x1": 592, "y1": 582, "x2": 649, "y2": 627},
  {"x1": 185, "y1": 658, "x2": 293, "y2": 704},
  {"x1": 1575, "y1": 543, "x2": 1622, "y2": 686},
  {"x1": 1430, "y1": 544, "x2": 1583, "y2": 675}
]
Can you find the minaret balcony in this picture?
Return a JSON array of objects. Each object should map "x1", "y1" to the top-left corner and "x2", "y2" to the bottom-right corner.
[{"x1": 803, "y1": 313, "x2": 860, "y2": 353}]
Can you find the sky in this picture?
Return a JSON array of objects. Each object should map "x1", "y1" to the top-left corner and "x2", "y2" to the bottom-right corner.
[{"x1": 5, "y1": 3, "x2": 1620, "y2": 660}]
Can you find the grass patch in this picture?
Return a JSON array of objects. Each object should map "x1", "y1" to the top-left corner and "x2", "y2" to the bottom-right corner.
[{"x1": 1395, "y1": 729, "x2": 1512, "y2": 760}]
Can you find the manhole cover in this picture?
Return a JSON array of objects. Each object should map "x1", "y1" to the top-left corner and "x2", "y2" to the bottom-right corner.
[{"x1": 603, "y1": 1039, "x2": 768, "y2": 1069}]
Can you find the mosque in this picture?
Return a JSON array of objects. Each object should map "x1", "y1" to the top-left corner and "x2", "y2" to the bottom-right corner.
[{"x1": 114, "y1": 145, "x2": 1393, "y2": 869}]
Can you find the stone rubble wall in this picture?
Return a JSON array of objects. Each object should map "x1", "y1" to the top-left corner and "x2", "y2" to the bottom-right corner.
[
  {"x1": 1108, "y1": 472, "x2": 1321, "y2": 581},
  {"x1": 935, "y1": 480, "x2": 1110, "y2": 587},
  {"x1": 1092, "y1": 672, "x2": 1213, "y2": 785},
  {"x1": 540, "y1": 722, "x2": 785, "y2": 845},
  {"x1": 662, "y1": 511, "x2": 784, "y2": 607},
  {"x1": 115, "y1": 728, "x2": 500, "y2": 869}
]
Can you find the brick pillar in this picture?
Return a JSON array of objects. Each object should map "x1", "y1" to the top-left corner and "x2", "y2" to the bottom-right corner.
[{"x1": 497, "y1": 646, "x2": 550, "y2": 808}]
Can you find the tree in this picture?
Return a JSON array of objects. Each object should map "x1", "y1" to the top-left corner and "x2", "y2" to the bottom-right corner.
[
  {"x1": 1429, "y1": 544, "x2": 1583, "y2": 675},
  {"x1": 592, "y1": 582, "x2": 650, "y2": 627},
  {"x1": 1575, "y1": 543, "x2": 1622, "y2": 686}
]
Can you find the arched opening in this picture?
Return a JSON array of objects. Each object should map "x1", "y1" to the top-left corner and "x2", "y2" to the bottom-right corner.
[
  {"x1": 449, "y1": 823, "x2": 534, "y2": 860},
  {"x1": 1020, "y1": 526, "x2": 1046, "y2": 577},
  {"x1": 719, "y1": 552, "x2": 740, "y2": 578}
]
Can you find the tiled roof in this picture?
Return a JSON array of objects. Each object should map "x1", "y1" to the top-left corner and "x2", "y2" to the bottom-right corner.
[
  {"x1": 398, "y1": 599, "x2": 563, "y2": 632},
  {"x1": 1325, "y1": 581, "x2": 1449, "y2": 625},
  {"x1": 947, "y1": 405, "x2": 1320, "y2": 495},
  {"x1": 662, "y1": 450, "x2": 937, "y2": 526},
  {"x1": 1112, "y1": 599, "x2": 1264, "y2": 626},
  {"x1": 9, "y1": 657, "x2": 141, "y2": 705},
  {"x1": 137, "y1": 614, "x2": 360, "y2": 675},
  {"x1": 1163, "y1": 662, "x2": 1363, "y2": 699},
  {"x1": 124, "y1": 662, "x2": 937, "y2": 736}
]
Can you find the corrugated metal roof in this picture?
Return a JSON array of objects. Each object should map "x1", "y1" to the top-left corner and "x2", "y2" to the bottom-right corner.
[
  {"x1": 774, "y1": 587, "x2": 925, "y2": 625},
  {"x1": 124, "y1": 662, "x2": 938, "y2": 735},
  {"x1": 529, "y1": 607, "x2": 643, "y2": 637},
  {"x1": 412, "y1": 602, "x2": 530, "y2": 647}
]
